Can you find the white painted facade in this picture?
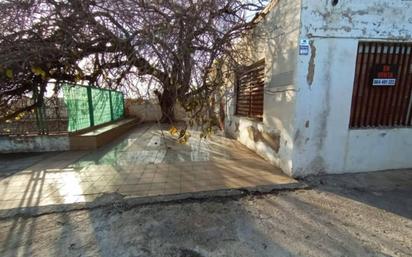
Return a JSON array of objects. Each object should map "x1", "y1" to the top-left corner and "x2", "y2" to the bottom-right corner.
[
  {"x1": 225, "y1": 0, "x2": 301, "y2": 176},
  {"x1": 226, "y1": 0, "x2": 412, "y2": 177}
]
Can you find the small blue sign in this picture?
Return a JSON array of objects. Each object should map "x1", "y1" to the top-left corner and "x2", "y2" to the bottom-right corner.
[{"x1": 299, "y1": 45, "x2": 309, "y2": 55}]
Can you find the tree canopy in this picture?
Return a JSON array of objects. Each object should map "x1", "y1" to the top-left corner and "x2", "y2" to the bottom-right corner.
[{"x1": 0, "y1": 0, "x2": 267, "y2": 124}]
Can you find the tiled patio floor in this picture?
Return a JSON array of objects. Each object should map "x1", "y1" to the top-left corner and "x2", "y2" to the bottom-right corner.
[{"x1": 0, "y1": 123, "x2": 297, "y2": 210}]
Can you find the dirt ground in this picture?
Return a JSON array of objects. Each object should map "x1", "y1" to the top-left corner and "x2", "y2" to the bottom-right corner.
[{"x1": 0, "y1": 169, "x2": 411, "y2": 257}]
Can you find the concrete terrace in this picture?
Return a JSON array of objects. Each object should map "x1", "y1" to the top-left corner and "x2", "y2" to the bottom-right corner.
[{"x1": 0, "y1": 123, "x2": 298, "y2": 211}]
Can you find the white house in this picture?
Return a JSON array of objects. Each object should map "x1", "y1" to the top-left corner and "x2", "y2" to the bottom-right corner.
[{"x1": 225, "y1": 0, "x2": 412, "y2": 177}]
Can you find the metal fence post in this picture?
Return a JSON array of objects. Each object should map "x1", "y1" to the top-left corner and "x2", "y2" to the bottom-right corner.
[
  {"x1": 109, "y1": 90, "x2": 114, "y2": 121},
  {"x1": 87, "y1": 87, "x2": 95, "y2": 127},
  {"x1": 33, "y1": 86, "x2": 45, "y2": 134},
  {"x1": 122, "y1": 93, "x2": 125, "y2": 117}
]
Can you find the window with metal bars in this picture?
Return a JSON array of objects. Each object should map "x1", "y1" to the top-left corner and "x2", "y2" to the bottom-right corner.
[
  {"x1": 235, "y1": 59, "x2": 265, "y2": 120},
  {"x1": 350, "y1": 42, "x2": 412, "y2": 128}
]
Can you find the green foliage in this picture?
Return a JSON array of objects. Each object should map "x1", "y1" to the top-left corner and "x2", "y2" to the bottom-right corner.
[
  {"x1": 5, "y1": 69, "x2": 13, "y2": 79},
  {"x1": 31, "y1": 66, "x2": 47, "y2": 79}
]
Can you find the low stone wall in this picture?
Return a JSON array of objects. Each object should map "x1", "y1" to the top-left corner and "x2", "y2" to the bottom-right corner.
[{"x1": 0, "y1": 135, "x2": 70, "y2": 153}]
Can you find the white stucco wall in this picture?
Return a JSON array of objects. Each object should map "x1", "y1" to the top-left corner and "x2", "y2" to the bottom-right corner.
[
  {"x1": 301, "y1": 0, "x2": 412, "y2": 40},
  {"x1": 126, "y1": 100, "x2": 187, "y2": 122},
  {"x1": 225, "y1": 0, "x2": 301, "y2": 175},
  {"x1": 292, "y1": 0, "x2": 412, "y2": 176}
]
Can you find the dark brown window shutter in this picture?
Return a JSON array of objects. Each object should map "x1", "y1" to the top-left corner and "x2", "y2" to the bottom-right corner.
[{"x1": 236, "y1": 59, "x2": 265, "y2": 120}]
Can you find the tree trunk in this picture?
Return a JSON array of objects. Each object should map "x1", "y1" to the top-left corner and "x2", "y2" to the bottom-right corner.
[
  {"x1": 157, "y1": 89, "x2": 176, "y2": 123},
  {"x1": 219, "y1": 97, "x2": 225, "y2": 130}
]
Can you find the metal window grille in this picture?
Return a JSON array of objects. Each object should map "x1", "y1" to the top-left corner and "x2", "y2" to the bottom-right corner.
[
  {"x1": 350, "y1": 42, "x2": 412, "y2": 128},
  {"x1": 235, "y1": 59, "x2": 265, "y2": 120}
]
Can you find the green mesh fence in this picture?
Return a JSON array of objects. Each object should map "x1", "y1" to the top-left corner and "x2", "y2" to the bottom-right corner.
[
  {"x1": 63, "y1": 84, "x2": 125, "y2": 132},
  {"x1": 63, "y1": 85, "x2": 91, "y2": 132},
  {"x1": 91, "y1": 88, "x2": 111, "y2": 126},
  {"x1": 111, "y1": 91, "x2": 125, "y2": 120}
]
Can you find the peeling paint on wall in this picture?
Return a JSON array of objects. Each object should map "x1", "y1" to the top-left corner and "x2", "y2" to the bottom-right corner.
[
  {"x1": 247, "y1": 126, "x2": 281, "y2": 153},
  {"x1": 301, "y1": 0, "x2": 412, "y2": 39},
  {"x1": 306, "y1": 42, "x2": 316, "y2": 86}
]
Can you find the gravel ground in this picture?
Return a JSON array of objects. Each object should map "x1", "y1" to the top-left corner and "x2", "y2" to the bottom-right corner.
[{"x1": 0, "y1": 170, "x2": 411, "y2": 257}]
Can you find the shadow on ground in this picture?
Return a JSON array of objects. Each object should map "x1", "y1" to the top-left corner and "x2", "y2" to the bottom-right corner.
[
  {"x1": 0, "y1": 122, "x2": 297, "y2": 214},
  {"x1": 1, "y1": 169, "x2": 411, "y2": 257},
  {"x1": 305, "y1": 169, "x2": 412, "y2": 220},
  {"x1": 1, "y1": 124, "x2": 411, "y2": 257},
  {"x1": 0, "y1": 152, "x2": 52, "y2": 177}
]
